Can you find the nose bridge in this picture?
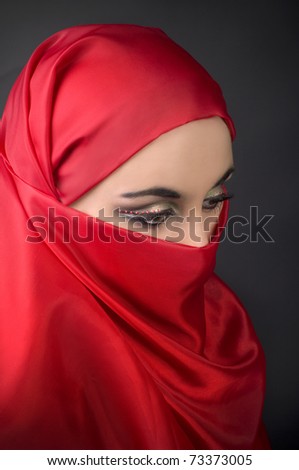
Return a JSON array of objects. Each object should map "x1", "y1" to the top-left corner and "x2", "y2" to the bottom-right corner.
[
  {"x1": 164, "y1": 207, "x2": 220, "y2": 247},
  {"x1": 181, "y1": 208, "x2": 211, "y2": 247}
]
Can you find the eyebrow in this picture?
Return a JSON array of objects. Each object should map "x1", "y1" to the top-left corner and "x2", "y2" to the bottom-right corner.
[
  {"x1": 119, "y1": 187, "x2": 181, "y2": 199},
  {"x1": 211, "y1": 166, "x2": 235, "y2": 189},
  {"x1": 119, "y1": 166, "x2": 235, "y2": 199}
]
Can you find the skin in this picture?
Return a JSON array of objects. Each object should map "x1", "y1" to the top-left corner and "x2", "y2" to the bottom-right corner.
[{"x1": 70, "y1": 117, "x2": 234, "y2": 247}]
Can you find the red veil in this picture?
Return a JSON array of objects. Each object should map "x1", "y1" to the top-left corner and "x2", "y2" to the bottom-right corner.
[{"x1": 0, "y1": 24, "x2": 270, "y2": 449}]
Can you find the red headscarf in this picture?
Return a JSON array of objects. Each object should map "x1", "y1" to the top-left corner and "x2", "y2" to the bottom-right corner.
[{"x1": 0, "y1": 24, "x2": 270, "y2": 449}]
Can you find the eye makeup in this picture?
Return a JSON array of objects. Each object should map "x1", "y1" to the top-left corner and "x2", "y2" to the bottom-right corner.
[
  {"x1": 202, "y1": 191, "x2": 233, "y2": 211},
  {"x1": 117, "y1": 191, "x2": 233, "y2": 227},
  {"x1": 118, "y1": 205, "x2": 176, "y2": 227},
  {"x1": 116, "y1": 166, "x2": 235, "y2": 229}
]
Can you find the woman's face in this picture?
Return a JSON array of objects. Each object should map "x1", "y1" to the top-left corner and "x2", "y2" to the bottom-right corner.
[{"x1": 70, "y1": 117, "x2": 234, "y2": 247}]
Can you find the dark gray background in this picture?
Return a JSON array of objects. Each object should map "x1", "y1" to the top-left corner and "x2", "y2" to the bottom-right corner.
[{"x1": 1, "y1": 0, "x2": 298, "y2": 450}]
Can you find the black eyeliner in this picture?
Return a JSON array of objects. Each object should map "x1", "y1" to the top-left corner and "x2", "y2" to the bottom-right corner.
[{"x1": 204, "y1": 192, "x2": 234, "y2": 202}]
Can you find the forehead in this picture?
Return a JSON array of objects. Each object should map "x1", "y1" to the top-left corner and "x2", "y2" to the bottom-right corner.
[{"x1": 97, "y1": 117, "x2": 233, "y2": 197}]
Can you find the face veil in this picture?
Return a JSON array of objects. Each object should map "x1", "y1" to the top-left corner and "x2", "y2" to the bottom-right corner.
[{"x1": 0, "y1": 24, "x2": 270, "y2": 449}]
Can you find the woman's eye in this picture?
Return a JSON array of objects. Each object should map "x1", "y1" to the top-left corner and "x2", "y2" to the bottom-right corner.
[
  {"x1": 118, "y1": 208, "x2": 175, "y2": 227},
  {"x1": 118, "y1": 193, "x2": 233, "y2": 227},
  {"x1": 202, "y1": 192, "x2": 233, "y2": 211}
]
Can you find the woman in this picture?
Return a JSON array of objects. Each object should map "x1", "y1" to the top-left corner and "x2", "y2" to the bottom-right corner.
[{"x1": 0, "y1": 24, "x2": 270, "y2": 449}]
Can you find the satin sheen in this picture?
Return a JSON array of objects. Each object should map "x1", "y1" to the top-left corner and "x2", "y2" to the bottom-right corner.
[{"x1": 0, "y1": 24, "x2": 270, "y2": 449}]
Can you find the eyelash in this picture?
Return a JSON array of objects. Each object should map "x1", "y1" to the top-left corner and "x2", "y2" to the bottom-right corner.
[
  {"x1": 202, "y1": 192, "x2": 233, "y2": 211},
  {"x1": 118, "y1": 192, "x2": 233, "y2": 227},
  {"x1": 119, "y1": 208, "x2": 175, "y2": 227}
]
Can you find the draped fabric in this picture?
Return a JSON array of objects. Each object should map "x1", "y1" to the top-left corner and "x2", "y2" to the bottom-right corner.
[{"x1": 0, "y1": 24, "x2": 270, "y2": 449}]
